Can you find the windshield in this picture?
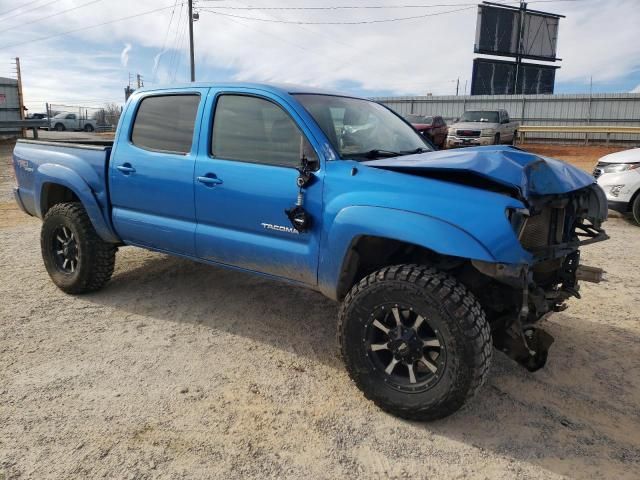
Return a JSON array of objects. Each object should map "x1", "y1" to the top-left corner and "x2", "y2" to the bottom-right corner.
[
  {"x1": 459, "y1": 111, "x2": 499, "y2": 123},
  {"x1": 53, "y1": 112, "x2": 68, "y2": 119},
  {"x1": 405, "y1": 114, "x2": 433, "y2": 124},
  {"x1": 295, "y1": 94, "x2": 431, "y2": 159}
]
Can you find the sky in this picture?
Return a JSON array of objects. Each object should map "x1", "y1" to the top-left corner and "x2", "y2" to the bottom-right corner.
[{"x1": 0, "y1": 0, "x2": 638, "y2": 112}]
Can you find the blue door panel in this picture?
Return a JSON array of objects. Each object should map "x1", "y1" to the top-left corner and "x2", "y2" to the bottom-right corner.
[
  {"x1": 196, "y1": 222, "x2": 313, "y2": 279},
  {"x1": 109, "y1": 87, "x2": 210, "y2": 255},
  {"x1": 194, "y1": 159, "x2": 323, "y2": 284},
  {"x1": 193, "y1": 87, "x2": 325, "y2": 286},
  {"x1": 112, "y1": 207, "x2": 195, "y2": 255}
]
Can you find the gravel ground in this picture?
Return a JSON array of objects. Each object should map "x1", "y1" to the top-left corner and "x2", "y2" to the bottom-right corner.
[{"x1": 1, "y1": 141, "x2": 639, "y2": 479}]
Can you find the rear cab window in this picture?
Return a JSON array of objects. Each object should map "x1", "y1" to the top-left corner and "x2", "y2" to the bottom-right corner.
[{"x1": 131, "y1": 94, "x2": 200, "y2": 154}]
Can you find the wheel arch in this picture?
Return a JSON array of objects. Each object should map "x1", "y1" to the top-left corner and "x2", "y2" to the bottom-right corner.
[
  {"x1": 318, "y1": 206, "x2": 496, "y2": 300},
  {"x1": 35, "y1": 164, "x2": 120, "y2": 243}
]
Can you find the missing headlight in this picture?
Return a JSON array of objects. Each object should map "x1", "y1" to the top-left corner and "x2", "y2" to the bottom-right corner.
[{"x1": 507, "y1": 207, "x2": 529, "y2": 239}]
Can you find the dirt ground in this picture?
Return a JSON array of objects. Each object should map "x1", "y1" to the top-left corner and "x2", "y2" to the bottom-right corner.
[
  {"x1": 1, "y1": 141, "x2": 639, "y2": 479},
  {"x1": 518, "y1": 143, "x2": 629, "y2": 172}
]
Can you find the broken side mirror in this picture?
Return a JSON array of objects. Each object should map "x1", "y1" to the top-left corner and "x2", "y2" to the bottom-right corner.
[{"x1": 285, "y1": 138, "x2": 319, "y2": 233}]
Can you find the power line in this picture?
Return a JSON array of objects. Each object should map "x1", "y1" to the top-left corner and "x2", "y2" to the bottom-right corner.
[
  {"x1": 199, "y1": 1, "x2": 484, "y2": 9},
  {"x1": 198, "y1": 5, "x2": 476, "y2": 25},
  {"x1": 152, "y1": 0, "x2": 180, "y2": 83},
  {"x1": 1, "y1": 0, "x2": 105, "y2": 34},
  {"x1": 172, "y1": 7, "x2": 189, "y2": 81},
  {"x1": 0, "y1": 0, "x2": 44, "y2": 18},
  {"x1": 167, "y1": 3, "x2": 186, "y2": 80},
  {"x1": 0, "y1": 0, "x2": 58, "y2": 24},
  {"x1": 0, "y1": 3, "x2": 184, "y2": 50},
  {"x1": 198, "y1": 0, "x2": 579, "y2": 9}
]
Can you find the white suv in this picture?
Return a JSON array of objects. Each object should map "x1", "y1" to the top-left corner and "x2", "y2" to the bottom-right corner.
[{"x1": 594, "y1": 148, "x2": 640, "y2": 225}]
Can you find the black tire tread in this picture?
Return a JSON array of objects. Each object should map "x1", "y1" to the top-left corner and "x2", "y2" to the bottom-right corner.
[
  {"x1": 41, "y1": 202, "x2": 116, "y2": 294},
  {"x1": 632, "y1": 193, "x2": 640, "y2": 226},
  {"x1": 337, "y1": 264, "x2": 492, "y2": 420}
]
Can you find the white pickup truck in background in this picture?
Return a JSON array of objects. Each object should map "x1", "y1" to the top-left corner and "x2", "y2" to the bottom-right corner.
[
  {"x1": 446, "y1": 110, "x2": 519, "y2": 148},
  {"x1": 50, "y1": 112, "x2": 97, "y2": 132}
]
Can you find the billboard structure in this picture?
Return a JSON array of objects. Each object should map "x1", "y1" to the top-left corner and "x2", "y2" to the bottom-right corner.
[
  {"x1": 471, "y1": 2, "x2": 563, "y2": 95},
  {"x1": 471, "y1": 58, "x2": 558, "y2": 95}
]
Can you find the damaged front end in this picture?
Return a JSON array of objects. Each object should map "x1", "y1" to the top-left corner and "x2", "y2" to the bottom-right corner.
[
  {"x1": 363, "y1": 146, "x2": 609, "y2": 372},
  {"x1": 471, "y1": 183, "x2": 609, "y2": 371}
]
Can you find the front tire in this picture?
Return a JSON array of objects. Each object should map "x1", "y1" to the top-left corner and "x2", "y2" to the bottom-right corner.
[
  {"x1": 338, "y1": 265, "x2": 492, "y2": 421},
  {"x1": 494, "y1": 133, "x2": 501, "y2": 145},
  {"x1": 54, "y1": 123, "x2": 65, "y2": 131},
  {"x1": 632, "y1": 194, "x2": 640, "y2": 226},
  {"x1": 41, "y1": 202, "x2": 116, "y2": 294}
]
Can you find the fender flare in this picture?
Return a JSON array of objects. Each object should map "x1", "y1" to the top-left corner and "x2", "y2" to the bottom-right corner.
[
  {"x1": 35, "y1": 163, "x2": 120, "y2": 243},
  {"x1": 318, "y1": 205, "x2": 496, "y2": 300}
]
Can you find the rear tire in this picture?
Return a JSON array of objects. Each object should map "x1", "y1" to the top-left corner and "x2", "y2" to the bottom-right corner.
[
  {"x1": 632, "y1": 193, "x2": 640, "y2": 226},
  {"x1": 338, "y1": 264, "x2": 492, "y2": 421},
  {"x1": 84, "y1": 124, "x2": 94, "y2": 132},
  {"x1": 41, "y1": 202, "x2": 116, "y2": 294}
]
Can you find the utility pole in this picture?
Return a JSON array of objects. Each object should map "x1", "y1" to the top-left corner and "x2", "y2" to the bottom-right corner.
[
  {"x1": 188, "y1": 0, "x2": 195, "y2": 81},
  {"x1": 455, "y1": 77, "x2": 459, "y2": 96},
  {"x1": 14, "y1": 57, "x2": 26, "y2": 137},
  {"x1": 514, "y1": 1, "x2": 527, "y2": 95},
  {"x1": 136, "y1": 73, "x2": 144, "y2": 89}
]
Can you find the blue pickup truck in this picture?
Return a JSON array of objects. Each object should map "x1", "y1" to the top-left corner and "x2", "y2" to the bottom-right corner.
[{"x1": 12, "y1": 82, "x2": 608, "y2": 420}]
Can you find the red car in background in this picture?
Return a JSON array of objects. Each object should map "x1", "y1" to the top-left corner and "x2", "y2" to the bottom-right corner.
[{"x1": 405, "y1": 114, "x2": 447, "y2": 149}]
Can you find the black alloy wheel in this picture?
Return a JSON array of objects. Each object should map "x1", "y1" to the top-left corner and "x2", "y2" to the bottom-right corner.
[{"x1": 365, "y1": 303, "x2": 446, "y2": 392}]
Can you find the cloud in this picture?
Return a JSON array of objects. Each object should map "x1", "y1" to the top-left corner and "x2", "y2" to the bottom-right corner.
[
  {"x1": 2, "y1": 0, "x2": 639, "y2": 106},
  {"x1": 632, "y1": 84, "x2": 640, "y2": 93},
  {"x1": 120, "y1": 43, "x2": 132, "y2": 68},
  {"x1": 152, "y1": 49, "x2": 168, "y2": 77}
]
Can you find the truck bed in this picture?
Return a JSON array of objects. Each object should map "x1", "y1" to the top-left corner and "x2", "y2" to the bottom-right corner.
[{"x1": 12, "y1": 139, "x2": 112, "y2": 223}]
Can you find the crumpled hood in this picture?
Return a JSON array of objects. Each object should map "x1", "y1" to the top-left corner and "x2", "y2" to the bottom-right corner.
[{"x1": 362, "y1": 146, "x2": 596, "y2": 201}]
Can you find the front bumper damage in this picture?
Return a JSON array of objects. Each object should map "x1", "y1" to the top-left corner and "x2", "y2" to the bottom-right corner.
[
  {"x1": 474, "y1": 256, "x2": 605, "y2": 371},
  {"x1": 471, "y1": 183, "x2": 609, "y2": 371}
]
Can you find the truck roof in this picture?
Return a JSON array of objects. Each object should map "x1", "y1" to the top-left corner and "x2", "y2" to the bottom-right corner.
[{"x1": 135, "y1": 81, "x2": 349, "y2": 98}]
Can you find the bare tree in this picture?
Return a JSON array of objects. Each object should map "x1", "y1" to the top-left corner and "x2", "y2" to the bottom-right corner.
[{"x1": 101, "y1": 102, "x2": 122, "y2": 127}]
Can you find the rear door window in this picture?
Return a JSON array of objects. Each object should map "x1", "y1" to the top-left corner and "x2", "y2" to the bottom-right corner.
[{"x1": 131, "y1": 94, "x2": 200, "y2": 154}]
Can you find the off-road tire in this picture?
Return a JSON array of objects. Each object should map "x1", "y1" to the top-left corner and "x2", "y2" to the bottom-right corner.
[
  {"x1": 41, "y1": 202, "x2": 116, "y2": 294},
  {"x1": 632, "y1": 193, "x2": 640, "y2": 226},
  {"x1": 338, "y1": 264, "x2": 492, "y2": 421},
  {"x1": 494, "y1": 133, "x2": 501, "y2": 145}
]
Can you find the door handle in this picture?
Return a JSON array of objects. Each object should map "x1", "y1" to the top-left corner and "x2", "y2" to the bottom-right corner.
[
  {"x1": 197, "y1": 174, "x2": 223, "y2": 186},
  {"x1": 116, "y1": 164, "x2": 136, "y2": 174}
]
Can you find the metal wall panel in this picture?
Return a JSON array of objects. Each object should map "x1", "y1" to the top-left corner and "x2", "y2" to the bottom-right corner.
[
  {"x1": 374, "y1": 93, "x2": 640, "y2": 143},
  {"x1": 0, "y1": 76, "x2": 20, "y2": 135}
]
